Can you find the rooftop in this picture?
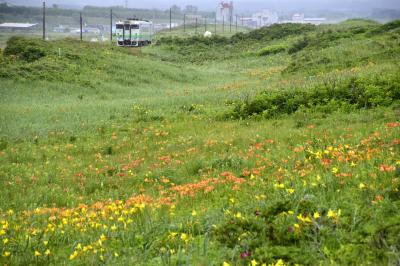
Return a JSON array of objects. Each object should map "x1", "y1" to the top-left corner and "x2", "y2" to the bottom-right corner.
[{"x1": 0, "y1": 23, "x2": 38, "y2": 28}]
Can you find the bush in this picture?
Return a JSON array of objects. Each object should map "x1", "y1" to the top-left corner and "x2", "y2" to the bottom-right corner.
[
  {"x1": 3, "y1": 36, "x2": 48, "y2": 62},
  {"x1": 227, "y1": 72, "x2": 400, "y2": 119},
  {"x1": 239, "y1": 23, "x2": 316, "y2": 42},
  {"x1": 156, "y1": 35, "x2": 229, "y2": 46},
  {"x1": 257, "y1": 44, "x2": 287, "y2": 56},
  {"x1": 288, "y1": 36, "x2": 309, "y2": 54},
  {"x1": 369, "y1": 19, "x2": 400, "y2": 35}
]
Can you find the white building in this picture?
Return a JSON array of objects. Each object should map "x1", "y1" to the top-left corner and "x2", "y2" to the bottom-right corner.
[
  {"x1": 251, "y1": 10, "x2": 279, "y2": 28},
  {"x1": 216, "y1": 1, "x2": 234, "y2": 22},
  {"x1": 292, "y1": 13, "x2": 305, "y2": 22},
  {"x1": 290, "y1": 13, "x2": 327, "y2": 25},
  {"x1": 0, "y1": 23, "x2": 37, "y2": 30}
]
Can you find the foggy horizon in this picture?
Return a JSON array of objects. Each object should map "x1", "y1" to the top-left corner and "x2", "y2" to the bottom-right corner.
[{"x1": 3, "y1": 0, "x2": 400, "y2": 13}]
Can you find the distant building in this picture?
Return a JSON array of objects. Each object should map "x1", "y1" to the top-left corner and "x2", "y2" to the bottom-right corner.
[
  {"x1": 53, "y1": 25, "x2": 69, "y2": 33},
  {"x1": 252, "y1": 10, "x2": 279, "y2": 28},
  {"x1": 239, "y1": 17, "x2": 256, "y2": 28},
  {"x1": 217, "y1": 1, "x2": 234, "y2": 22},
  {"x1": 292, "y1": 13, "x2": 305, "y2": 22},
  {"x1": 303, "y1": 18, "x2": 327, "y2": 25},
  {"x1": 0, "y1": 23, "x2": 37, "y2": 30},
  {"x1": 289, "y1": 13, "x2": 327, "y2": 25}
]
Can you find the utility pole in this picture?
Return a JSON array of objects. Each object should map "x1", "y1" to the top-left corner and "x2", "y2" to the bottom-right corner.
[
  {"x1": 42, "y1": 1, "x2": 45, "y2": 40},
  {"x1": 125, "y1": 0, "x2": 128, "y2": 8},
  {"x1": 195, "y1": 17, "x2": 197, "y2": 34},
  {"x1": 169, "y1": 8, "x2": 172, "y2": 32},
  {"x1": 222, "y1": 16, "x2": 224, "y2": 33},
  {"x1": 204, "y1": 17, "x2": 207, "y2": 32},
  {"x1": 183, "y1": 14, "x2": 186, "y2": 33},
  {"x1": 110, "y1": 9, "x2": 113, "y2": 44},
  {"x1": 230, "y1": 15, "x2": 232, "y2": 33},
  {"x1": 80, "y1": 12, "x2": 83, "y2": 41},
  {"x1": 235, "y1": 15, "x2": 238, "y2": 32},
  {"x1": 214, "y1": 15, "x2": 217, "y2": 34}
]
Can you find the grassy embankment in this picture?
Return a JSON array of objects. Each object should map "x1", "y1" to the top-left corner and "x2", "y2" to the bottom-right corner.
[{"x1": 0, "y1": 19, "x2": 399, "y2": 265}]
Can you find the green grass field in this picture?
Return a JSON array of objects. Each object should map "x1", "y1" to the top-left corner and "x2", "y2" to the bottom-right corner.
[
  {"x1": 0, "y1": 19, "x2": 399, "y2": 265},
  {"x1": 157, "y1": 24, "x2": 250, "y2": 38}
]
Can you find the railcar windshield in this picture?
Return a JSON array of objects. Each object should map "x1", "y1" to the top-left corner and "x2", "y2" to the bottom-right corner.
[
  {"x1": 116, "y1": 24, "x2": 123, "y2": 29},
  {"x1": 130, "y1": 25, "x2": 139, "y2": 29},
  {"x1": 124, "y1": 24, "x2": 130, "y2": 30}
]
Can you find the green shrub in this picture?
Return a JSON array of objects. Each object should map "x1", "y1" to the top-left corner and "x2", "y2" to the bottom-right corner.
[
  {"x1": 156, "y1": 35, "x2": 229, "y2": 46},
  {"x1": 239, "y1": 23, "x2": 316, "y2": 42},
  {"x1": 227, "y1": 72, "x2": 400, "y2": 119},
  {"x1": 257, "y1": 44, "x2": 287, "y2": 56},
  {"x1": 3, "y1": 36, "x2": 48, "y2": 62},
  {"x1": 288, "y1": 36, "x2": 309, "y2": 54},
  {"x1": 369, "y1": 19, "x2": 400, "y2": 35}
]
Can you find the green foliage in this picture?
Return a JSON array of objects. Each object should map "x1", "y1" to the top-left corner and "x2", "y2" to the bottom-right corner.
[
  {"x1": 257, "y1": 44, "x2": 287, "y2": 56},
  {"x1": 227, "y1": 72, "x2": 400, "y2": 119},
  {"x1": 369, "y1": 19, "x2": 400, "y2": 35},
  {"x1": 157, "y1": 35, "x2": 229, "y2": 46},
  {"x1": 287, "y1": 36, "x2": 309, "y2": 54},
  {"x1": 3, "y1": 36, "x2": 48, "y2": 62},
  {"x1": 240, "y1": 23, "x2": 316, "y2": 42}
]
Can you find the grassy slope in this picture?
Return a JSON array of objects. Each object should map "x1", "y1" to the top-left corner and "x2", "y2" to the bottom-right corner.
[{"x1": 0, "y1": 19, "x2": 399, "y2": 265}]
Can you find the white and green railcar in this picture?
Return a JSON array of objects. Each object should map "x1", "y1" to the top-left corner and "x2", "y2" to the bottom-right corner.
[{"x1": 116, "y1": 19, "x2": 153, "y2": 47}]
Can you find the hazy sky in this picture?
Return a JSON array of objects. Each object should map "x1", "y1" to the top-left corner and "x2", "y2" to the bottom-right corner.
[{"x1": 5, "y1": 0, "x2": 400, "y2": 12}]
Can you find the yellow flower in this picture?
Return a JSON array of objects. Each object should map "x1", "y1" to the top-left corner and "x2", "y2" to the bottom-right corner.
[
  {"x1": 235, "y1": 212, "x2": 242, "y2": 219},
  {"x1": 297, "y1": 214, "x2": 312, "y2": 223},
  {"x1": 359, "y1": 183, "x2": 366, "y2": 189},
  {"x1": 76, "y1": 243, "x2": 82, "y2": 250},
  {"x1": 327, "y1": 209, "x2": 341, "y2": 220},
  {"x1": 331, "y1": 167, "x2": 339, "y2": 174},
  {"x1": 100, "y1": 234, "x2": 107, "y2": 241},
  {"x1": 251, "y1": 259, "x2": 259, "y2": 266},
  {"x1": 69, "y1": 250, "x2": 78, "y2": 260},
  {"x1": 43, "y1": 241, "x2": 48, "y2": 246},
  {"x1": 3, "y1": 238, "x2": 9, "y2": 244},
  {"x1": 274, "y1": 259, "x2": 286, "y2": 266},
  {"x1": 2, "y1": 222, "x2": 8, "y2": 230},
  {"x1": 34, "y1": 251, "x2": 41, "y2": 257},
  {"x1": 169, "y1": 232, "x2": 178, "y2": 238},
  {"x1": 274, "y1": 183, "x2": 285, "y2": 189},
  {"x1": 111, "y1": 224, "x2": 117, "y2": 231},
  {"x1": 313, "y1": 212, "x2": 320, "y2": 219},
  {"x1": 223, "y1": 262, "x2": 231, "y2": 266},
  {"x1": 3, "y1": 251, "x2": 11, "y2": 257},
  {"x1": 45, "y1": 249, "x2": 51, "y2": 256},
  {"x1": 0, "y1": 229, "x2": 6, "y2": 236},
  {"x1": 180, "y1": 233, "x2": 188, "y2": 242},
  {"x1": 286, "y1": 188, "x2": 295, "y2": 194},
  {"x1": 191, "y1": 210, "x2": 197, "y2": 216},
  {"x1": 114, "y1": 252, "x2": 119, "y2": 257}
]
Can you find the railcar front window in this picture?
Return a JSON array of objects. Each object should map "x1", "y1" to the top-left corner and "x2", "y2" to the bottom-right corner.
[{"x1": 116, "y1": 25, "x2": 123, "y2": 29}]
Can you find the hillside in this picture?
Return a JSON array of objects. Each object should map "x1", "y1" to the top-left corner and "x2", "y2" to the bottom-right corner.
[{"x1": 0, "y1": 19, "x2": 399, "y2": 265}]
